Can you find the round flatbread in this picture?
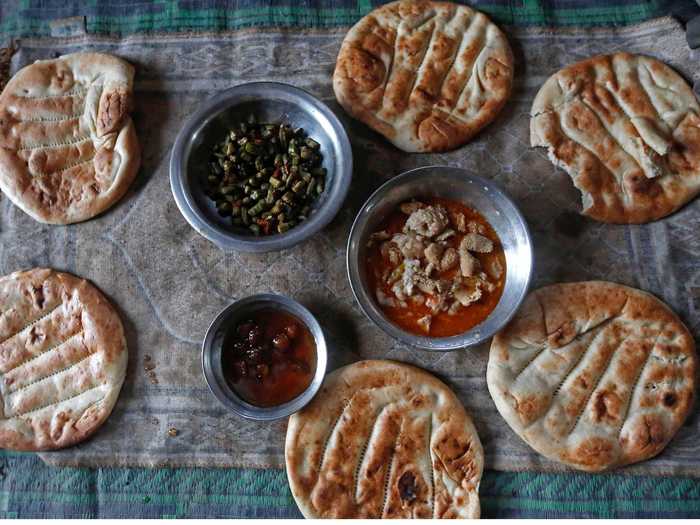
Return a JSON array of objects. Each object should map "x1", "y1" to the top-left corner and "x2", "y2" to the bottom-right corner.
[
  {"x1": 531, "y1": 52, "x2": 700, "y2": 224},
  {"x1": 0, "y1": 52, "x2": 140, "y2": 224},
  {"x1": 0, "y1": 268, "x2": 127, "y2": 451},
  {"x1": 487, "y1": 281, "x2": 696, "y2": 472},
  {"x1": 285, "y1": 360, "x2": 483, "y2": 518},
  {"x1": 333, "y1": 0, "x2": 513, "y2": 153}
]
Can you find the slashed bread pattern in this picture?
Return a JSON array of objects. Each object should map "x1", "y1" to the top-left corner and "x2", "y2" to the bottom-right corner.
[
  {"x1": 531, "y1": 53, "x2": 700, "y2": 224},
  {"x1": 333, "y1": 0, "x2": 513, "y2": 152},
  {"x1": 0, "y1": 52, "x2": 140, "y2": 224},
  {"x1": 488, "y1": 281, "x2": 696, "y2": 472},
  {"x1": 0, "y1": 268, "x2": 127, "y2": 451},
  {"x1": 285, "y1": 360, "x2": 483, "y2": 518}
]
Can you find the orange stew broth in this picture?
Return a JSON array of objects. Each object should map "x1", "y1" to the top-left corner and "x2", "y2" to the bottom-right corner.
[{"x1": 365, "y1": 197, "x2": 507, "y2": 338}]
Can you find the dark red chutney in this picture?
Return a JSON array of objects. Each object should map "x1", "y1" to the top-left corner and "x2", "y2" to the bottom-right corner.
[{"x1": 221, "y1": 309, "x2": 316, "y2": 407}]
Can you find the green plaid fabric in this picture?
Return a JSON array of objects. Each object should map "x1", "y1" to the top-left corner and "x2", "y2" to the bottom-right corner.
[
  {"x1": 1, "y1": 0, "x2": 699, "y2": 519},
  {"x1": 0, "y1": 0, "x2": 675, "y2": 39},
  {"x1": 3, "y1": 450, "x2": 700, "y2": 518}
]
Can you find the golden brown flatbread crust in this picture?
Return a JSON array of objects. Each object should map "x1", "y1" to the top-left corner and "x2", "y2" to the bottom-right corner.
[
  {"x1": 0, "y1": 52, "x2": 140, "y2": 224},
  {"x1": 333, "y1": 0, "x2": 513, "y2": 152},
  {"x1": 531, "y1": 53, "x2": 700, "y2": 224},
  {"x1": 487, "y1": 281, "x2": 696, "y2": 472},
  {"x1": 0, "y1": 268, "x2": 127, "y2": 451},
  {"x1": 285, "y1": 360, "x2": 483, "y2": 518}
]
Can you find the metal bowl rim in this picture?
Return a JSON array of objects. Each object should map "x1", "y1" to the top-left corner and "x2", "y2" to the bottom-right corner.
[
  {"x1": 170, "y1": 81, "x2": 352, "y2": 253},
  {"x1": 201, "y1": 293, "x2": 328, "y2": 420},
  {"x1": 346, "y1": 165, "x2": 533, "y2": 351}
]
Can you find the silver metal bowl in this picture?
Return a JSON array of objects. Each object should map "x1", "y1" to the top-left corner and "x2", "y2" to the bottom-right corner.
[
  {"x1": 347, "y1": 166, "x2": 533, "y2": 351},
  {"x1": 170, "y1": 82, "x2": 352, "y2": 253},
  {"x1": 201, "y1": 293, "x2": 328, "y2": 420}
]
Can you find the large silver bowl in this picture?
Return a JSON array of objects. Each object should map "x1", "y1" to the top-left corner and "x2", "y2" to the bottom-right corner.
[
  {"x1": 201, "y1": 293, "x2": 328, "y2": 421},
  {"x1": 347, "y1": 166, "x2": 533, "y2": 351},
  {"x1": 170, "y1": 82, "x2": 352, "y2": 252}
]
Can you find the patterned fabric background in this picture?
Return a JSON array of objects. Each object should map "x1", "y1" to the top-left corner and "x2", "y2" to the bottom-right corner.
[{"x1": 1, "y1": 0, "x2": 699, "y2": 519}]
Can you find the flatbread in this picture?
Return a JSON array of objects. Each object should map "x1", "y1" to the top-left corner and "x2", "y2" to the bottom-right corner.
[
  {"x1": 487, "y1": 281, "x2": 696, "y2": 472},
  {"x1": 333, "y1": 0, "x2": 513, "y2": 153},
  {"x1": 0, "y1": 52, "x2": 140, "y2": 224},
  {"x1": 0, "y1": 268, "x2": 127, "y2": 451},
  {"x1": 531, "y1": 52, "x2": 700, "y2": 224},
  {"x1": 285, "y1": 360, "x2": 483, "y2": 518}
]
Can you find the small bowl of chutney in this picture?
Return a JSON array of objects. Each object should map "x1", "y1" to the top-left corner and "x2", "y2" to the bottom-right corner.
[{"x1": 202, "y1": 294, "x2": 327, "y2": 420}]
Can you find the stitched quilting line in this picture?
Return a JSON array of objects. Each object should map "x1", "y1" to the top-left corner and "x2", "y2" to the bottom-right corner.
[
  {"x1": 17, "y1": 135, "x2": 91, "y2": 152},
  {"x1": 427, "y1": 416, "x2": 436, "y2": 519},
  {"x1": 0, "y1": 302, "x2": 62, "y2": 348},
  {"x1": 511, "y1": 344, "x2": 547, "y2": 382},
  {"x1": 314, "y1": 387, "x2": 388, "y2": 479},
  {"x1": 651, "y1": 353, "x2": 688, "y2": 364},
  {"x1": 516, "y1": 301, "x2": 629, "y2": 432},
  {"x1": 17, "y1": 113, "x2": 83, "y2": 123},
  {"x1": 380, "y1": 429, "x2": 400, "y2": 518},
  {"x1": 7, "y1": 347, "x2": 93, "y2": 396},
  {"x1": 33, "y1": 156, "x2": 95, "y2": 178},
  {"x1": 354, "y1": 405, "x2": 388, "y2": 503},
  {"x1": 4, "y1": 330, "x2": 84, "y2": 377},
  {"x1": 7, "y1": 383, "x2": 102, "y2": 419},
  {"x1": 15, "y1": 88, "x2": 87, "y2": 100},
  {"x1": 353, "y1": 437, "x2": 371, "y2": 503}
]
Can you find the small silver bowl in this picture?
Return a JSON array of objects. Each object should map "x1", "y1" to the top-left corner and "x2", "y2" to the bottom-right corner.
[
  {"x1": 201, "y1": 294, "x2": 328, "y2": 420},
  {"x1": 170, "y1": 82, "x2": 352, "y2": 253},
  {"x1": 347, "y1": 166, "x2": 533, "y2": 351}
]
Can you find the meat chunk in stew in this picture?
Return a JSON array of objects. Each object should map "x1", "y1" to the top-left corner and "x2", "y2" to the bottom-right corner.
[{"x1": 404, "y1": 205, "x2": 449, "y2": 237}]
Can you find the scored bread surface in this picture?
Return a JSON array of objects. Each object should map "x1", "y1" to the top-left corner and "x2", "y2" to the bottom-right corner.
[
  {"x1": 0, "y1": 52, "x2": 140, "y2": 224},
  {"x1": 0, "y1": 268, "x2": 128, "y2": 451},
  {"x1": 333, "y1": 0, "x2": 513, "y2": 152},
  {"x1": 487, "y1": 281, "x2": 696, "y2": 472},
  {"x1": 285, "y1": 360, "x2": 484, "y2": 518},
  {"x1": 531, "y1": 53, "x2": 700, "y2": 224}
]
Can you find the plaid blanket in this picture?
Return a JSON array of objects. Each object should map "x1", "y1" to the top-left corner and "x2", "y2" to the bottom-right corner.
[
  {"x1": 1, "y1": 0, "x2": 699, "y2": 519},
  {"x1": 0, "y1": 0, "x2": 672, "y2": 38},
  {"x1": 3, "y1": 450, "x2": 700, "y2": 518}
]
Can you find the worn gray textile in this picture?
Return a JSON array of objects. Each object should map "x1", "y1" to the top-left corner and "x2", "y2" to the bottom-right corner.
[{"x1": 0, "y1": 18, "x2": 697, "y2": 475}]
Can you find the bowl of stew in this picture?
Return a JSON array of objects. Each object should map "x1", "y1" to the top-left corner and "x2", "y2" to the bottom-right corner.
[
  {"x1": 347, "y1": 166, "x2": 533, "y2": 351},
  {"x1": 201, "y1": 293, "x2": 327, "y2": 420}
]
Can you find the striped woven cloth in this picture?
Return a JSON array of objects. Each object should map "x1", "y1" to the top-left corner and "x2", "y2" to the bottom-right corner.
[
  {"x1": 3, "y1": 450, "x2": 700, "y2": 518},
  {"x1": 0, "y1": 0, "x2": 673, "y2": 38},
  {"x1": 1, "y1": 0, "x2": 699, "y2": 519}
]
